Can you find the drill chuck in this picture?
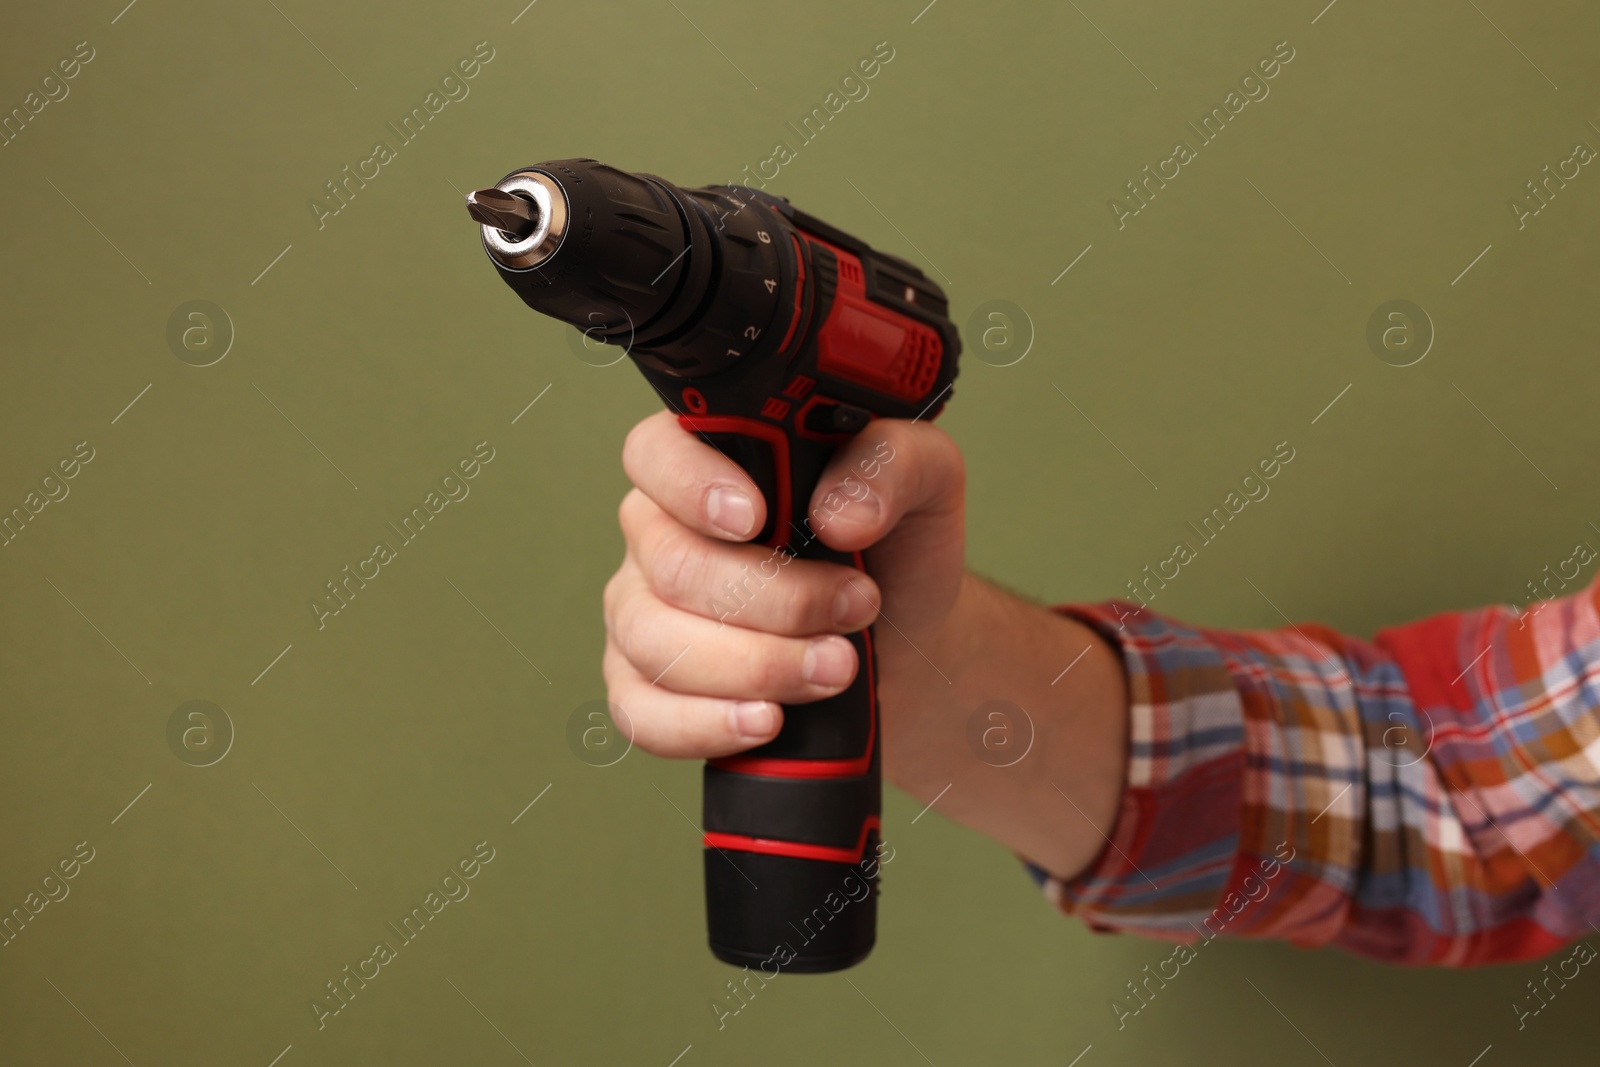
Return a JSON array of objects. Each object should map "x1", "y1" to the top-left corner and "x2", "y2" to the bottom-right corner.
[{"x1": 470, "y1": 158, "x2": 792, "y2": 379}]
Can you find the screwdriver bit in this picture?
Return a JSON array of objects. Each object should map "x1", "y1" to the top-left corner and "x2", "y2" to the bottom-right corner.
[{"x1": 465, "y1": 187, "x2": 538, "y2": 240}]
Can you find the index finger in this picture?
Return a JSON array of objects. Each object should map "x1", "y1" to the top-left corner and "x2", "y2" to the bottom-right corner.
[{"x1": 621, "y1": 410, "x2": 769, "y2": 542}]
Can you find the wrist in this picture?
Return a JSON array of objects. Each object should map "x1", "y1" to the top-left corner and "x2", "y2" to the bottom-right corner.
[{"x1": 884, "y1": 574, "x2": 1131, "y2": 882}]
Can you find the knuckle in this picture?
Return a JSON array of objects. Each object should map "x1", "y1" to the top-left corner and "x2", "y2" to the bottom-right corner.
[
  {"x1": 650, "y1": 530, "x2": 704, "y2": 605},
  {"x1": 601, "y1": 578, "x2": 627, "y2": 637},
  {"x1": 881, "y1": 422, "x2": 962, "y2": 515},
  {"x1": 748, "y1": 641, "x2": 798, "y2": 695},
  {"x1": 602, "y1": 672, "x2": 632, "y2": 719},
  {"x1": 923, "y1": 439, "x2": 966, "y2": 513},
  {"x1": 601, "y1": 562, "x2": 636, "y2": 629},
  {"x1": 782, "y1": 573, "x2": 834, "y2": 631},
  {"x1": 618, "y1": 488, "x2": 658, "y2": 541},
  {"x1": 620, "y1": 418, "x2": 654, "y2": 472},
  {"x1": 608, "y1": 587, "x2": 649, "y2": 668},
  {"x1": 875, "y1": 419, "x2": 913, "y2": 452},
  {"x1": 674, "y1": 458, "x2": 707, "y2": 498},
  {"x1": 932, "y1": 426, "x2": 966, "y2": 487},
  {"x1": 601, "y1": 648, "x2": 624, "y2": 690},
  {"x1": 601, "y1": 572, "x2": 620, "y2": 621},
  {"x1": 617, "y1": 489, "x2": 639, "y2": 531},
  {"x1": 623, "y1": 692, "x2": 688, "y2": 756},
  {"x1": 869, "y1": 420, "x2": 917, "y2": 467}
]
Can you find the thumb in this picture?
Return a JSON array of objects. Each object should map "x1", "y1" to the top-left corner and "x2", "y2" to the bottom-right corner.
[{"x1": 805, "y1": 420, "x2": 965, "y2": 637}]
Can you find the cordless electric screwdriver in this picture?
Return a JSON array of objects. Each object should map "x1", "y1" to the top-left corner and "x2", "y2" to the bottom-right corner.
[{"x1": 466, "y1": 158, "x2": 959, "y2": 972}]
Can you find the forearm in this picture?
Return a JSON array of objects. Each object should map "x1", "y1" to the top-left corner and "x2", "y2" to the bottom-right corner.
[{"x1": 880, "y1": 573, "x2": 1129, "y2": 881}]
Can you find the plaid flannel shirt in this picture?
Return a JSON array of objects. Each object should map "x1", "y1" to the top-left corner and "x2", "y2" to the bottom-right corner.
[{"x1": 1032, "y1": 579, "x2": 1600, "y2": 965}]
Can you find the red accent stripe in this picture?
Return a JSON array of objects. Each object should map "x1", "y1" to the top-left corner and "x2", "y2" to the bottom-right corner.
[
  {"x1": 710, "y1": 551, "x2": 876, "y2": 779},
  {"x1": 704, "y1": 815, "x2": 880, "y2": 863},
  {"x1": 676, "y1": 414, "x2": 792, "y2": 550},
  {"x1": 775, "y1": 233, "x2": 807, "y2": 356}
]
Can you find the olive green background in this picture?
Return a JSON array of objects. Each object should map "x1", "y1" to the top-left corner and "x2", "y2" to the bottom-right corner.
[{"x1": 3, "y1": 0, "x2": 1598, "y2": 1063}]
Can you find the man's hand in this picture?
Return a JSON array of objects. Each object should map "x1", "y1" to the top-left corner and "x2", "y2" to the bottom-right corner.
[
  {"x1": 602, "y1": 410, "x2": 964, "y2": 756},
  {"x1": 602, "y1": 410, "x2": 1129, "y2": 882}
]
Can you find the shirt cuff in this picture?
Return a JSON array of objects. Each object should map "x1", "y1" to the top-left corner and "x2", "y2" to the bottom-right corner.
[{"x1": 1028, "y1": 599, "x2": 1371, "y2": 947}]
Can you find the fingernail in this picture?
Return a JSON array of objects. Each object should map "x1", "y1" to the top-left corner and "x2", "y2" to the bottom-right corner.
[
  {"x1": 833, "y1": 581, "x2": 879, "y2": 630},
  {"x1": 802, "y1": 636, "x2": 855, "y2": 688},
  {"x1": 707, "y1": 487, "x2": 755, "y2": 538},
  {"x1": 730, "y1": 700, "x2": 776, "y2": 740},
  {"x1": 840, "y1": 488, "x2": 882, "y2": 527}
]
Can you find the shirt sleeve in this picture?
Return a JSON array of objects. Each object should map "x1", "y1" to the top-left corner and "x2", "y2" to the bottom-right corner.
[{"x1": 1029, "y1": 579, "x2": 1600, "y2": 966}]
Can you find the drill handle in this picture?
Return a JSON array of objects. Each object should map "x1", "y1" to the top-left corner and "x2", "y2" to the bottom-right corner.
[{"x1": 679, "y1": 415, "x2": 883, "y2": 973}]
